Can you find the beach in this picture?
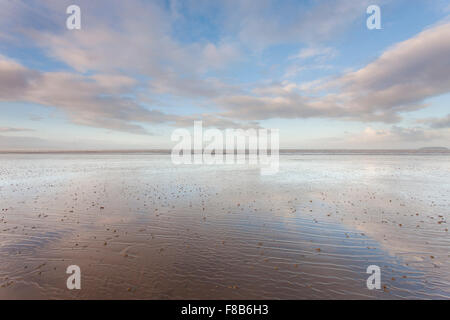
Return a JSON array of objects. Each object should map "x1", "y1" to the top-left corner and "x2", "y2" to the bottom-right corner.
[{"x1": 0, "y1": 152, "x2": 449, "y2": 299}]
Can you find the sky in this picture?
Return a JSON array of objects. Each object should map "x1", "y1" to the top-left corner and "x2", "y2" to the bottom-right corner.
[{"x1": 0, "y1": 0, "x2": 449, "y2": 150}]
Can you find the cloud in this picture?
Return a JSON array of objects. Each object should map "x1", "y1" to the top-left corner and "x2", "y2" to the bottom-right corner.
[
  {"x1": 308, "y1": 125, "x2": 447, "y2": 149},
  {"x1": 289, "y1": 46, "x2": 337, "y2": 61},
  {"x1": 15, "y1": 0, "x2": 242, "y2": 77},
  {"x1": 1, "y1": 0, "x2": 246, "y2": 122},
  {"x1": 0, "y1": 135, "x2": 54, "y2": 151},
  {"x1": 150, "y1": 73, "x2": 241, "y2": 99},
  {"x1": 419, "y1": 114, "x2": 450, "y2": 129},
  {"x1": 201, "y1": 42, "x2": 242, "y2": 70},
  {"x1": 0, "y1": 55, "x2": 258, "y2": 135},
  {"x1": 226, "y1": 0, "x2": 381, "y2": 49},
  {"x1": 172, "y1": 114, "x2": 261, "y2": 130},
  {"x1": 283, "y1": 46, "x2": 336, "y2": 78},
  {"x1": 355, "y1": 125, "x2": 445, "y2": 145},
  {"x1": 0, "y1": 56, "x2": 39, "y2": 99},
  {"x1": 0, "y1": 127, "x2": 34, "y2": 133},
  {"x1": 326, "y1": 21, "x2": 450, "y2": 121},
  {"x1": 214, "y1": 80, "x2": 348, "y2": 121},
  {"x1": 0, "y1": 55, "x2": 170, "y2": 135},
  {"x1": 216, "y1": 91, "x2": 317, "y2": 120},
  {"x1": 389, "y1": 126, "x2": 438, "y2": 142},
  {"x1": 214, "y1": 21, "x2": 450, "y2": 123}
]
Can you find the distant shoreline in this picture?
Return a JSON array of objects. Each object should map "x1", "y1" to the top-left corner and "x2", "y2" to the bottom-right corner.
[{"x1": 0, "y1": 148, "x2": 449, "y2": 155}]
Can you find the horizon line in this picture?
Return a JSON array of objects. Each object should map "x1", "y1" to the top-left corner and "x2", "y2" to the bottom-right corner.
[{"x1": 0, "y1": 147, "x2": 448, "y2": 154}]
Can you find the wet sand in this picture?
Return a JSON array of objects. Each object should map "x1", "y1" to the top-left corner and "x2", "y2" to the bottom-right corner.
[{"x1": 0, "y1": 153, "x2": 449, "y2": 299}]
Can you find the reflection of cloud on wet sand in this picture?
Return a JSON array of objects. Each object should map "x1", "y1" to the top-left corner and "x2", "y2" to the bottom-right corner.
[{"x1": 1, "y1": 153, "x2": 449, "y2": 298}]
